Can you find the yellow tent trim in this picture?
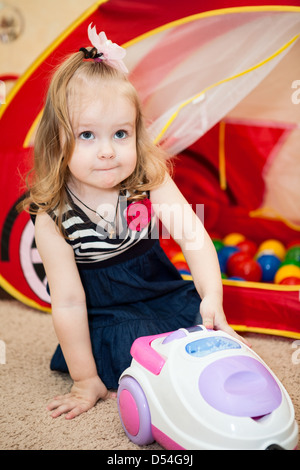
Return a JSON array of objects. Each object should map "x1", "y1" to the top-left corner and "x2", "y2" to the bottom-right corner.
[
  {"x1": 23, "y1": 109, "x2": 44, "y2": 148},
  {"x1": 218, "y1": 121, "x2": 227, "y2": 190},
  {"x1": 0, "y1": 274, "x2": 51, "y2": 313},
  {"x1": 249, "y1": 207, "x2": 300, "y2": 232},
  {"x1": 230, "y1": 324, "x2": 300, "y2": 340},
  {"x1": 153, "y1": 33, "x2": 300, "y2": 145},
  {"x1": 222, "y1": 278, "x2": 300, "y2": 291},
  {"x1": 181, "y1": 273, "x2": 300, "y2": 292},
  {"x1": 123, "y1": 5, "x2": 300, "y2": 49}
]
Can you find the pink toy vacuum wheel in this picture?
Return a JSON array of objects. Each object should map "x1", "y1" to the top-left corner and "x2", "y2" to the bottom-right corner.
[{"x1": 117, "y1": 376, "x2": 154, "y2": 445}]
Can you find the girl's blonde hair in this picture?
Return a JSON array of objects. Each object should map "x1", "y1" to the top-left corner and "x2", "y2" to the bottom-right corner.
[{"x1": 21, "y1": 49, "x2": 171, "y2": 232}]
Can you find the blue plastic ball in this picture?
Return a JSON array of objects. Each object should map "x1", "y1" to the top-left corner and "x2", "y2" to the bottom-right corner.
[
  {"x1": 257, "y1": 254, "x2": 281, "y2": 282},
  {"x1": 228, "y1": 276, "x2": 246, "y2": 281}
]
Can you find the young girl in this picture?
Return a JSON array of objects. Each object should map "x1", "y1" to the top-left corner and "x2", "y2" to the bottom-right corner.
[{"x1": 24, "y1": 24, "x2": 248, "y2": 420}]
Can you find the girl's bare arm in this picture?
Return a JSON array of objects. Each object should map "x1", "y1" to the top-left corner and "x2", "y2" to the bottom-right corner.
[{"x1": 35, "y1": 212, "x2": 114, "y2": 418}]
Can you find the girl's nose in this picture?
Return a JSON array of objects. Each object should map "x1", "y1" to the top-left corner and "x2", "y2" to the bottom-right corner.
[
  {"x1": 97, "y1": 148, "x2": 115, "y2": 160},
  {"x1": 98, "y1": 152, "x2": 114, "y2": 159},
  {"x1": 97, "y1": 140, "x2": 115, "y2": 159}
]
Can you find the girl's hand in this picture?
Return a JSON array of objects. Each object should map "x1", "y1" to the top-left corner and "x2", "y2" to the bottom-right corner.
[
  {"x1": 200, "y1": 295, "x2": 251, "y2": 348},
  {"x1": 47, "y1": 375, "x2": 117, "y2": 419}
]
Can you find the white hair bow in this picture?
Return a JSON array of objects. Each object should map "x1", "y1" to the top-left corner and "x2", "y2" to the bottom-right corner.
[{"x1": 87, "y1": 23, "x2": 128, "y2": 73}]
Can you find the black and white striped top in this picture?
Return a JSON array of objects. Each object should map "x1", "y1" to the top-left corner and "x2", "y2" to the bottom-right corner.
[{"x1": 54, "y1": 191, "x2": 158, "y2": 267}]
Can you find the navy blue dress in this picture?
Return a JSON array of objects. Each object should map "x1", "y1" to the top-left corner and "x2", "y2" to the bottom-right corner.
[{"x1": 39, "y1": 192, "x2": 202, "y2": 389}]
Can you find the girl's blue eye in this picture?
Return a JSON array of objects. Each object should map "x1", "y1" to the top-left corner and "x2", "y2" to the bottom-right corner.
[
  {"x1": 114, "y1": 130, "x2": 127, "y2": 139},
  {"x1": 79, "y1": 131, "x2": 95, "y2": 140}
]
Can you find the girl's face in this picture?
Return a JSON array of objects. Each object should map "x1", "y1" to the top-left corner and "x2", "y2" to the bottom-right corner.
[{"x1": 67, "y1": 80, "x2": 137, "y2": 196}]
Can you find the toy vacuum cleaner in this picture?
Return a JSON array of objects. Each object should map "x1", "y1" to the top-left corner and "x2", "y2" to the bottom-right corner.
[{"x1": 117, "y1": 326, "x2": 298, "y2": 450}]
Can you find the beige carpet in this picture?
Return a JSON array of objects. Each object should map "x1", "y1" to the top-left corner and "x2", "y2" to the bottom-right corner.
[{"x1": 0, "y1": 299, "x2": 299, "y2": 450}]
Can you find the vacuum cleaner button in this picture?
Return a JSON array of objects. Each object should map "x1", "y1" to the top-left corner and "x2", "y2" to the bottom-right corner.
[{"x1": 185, "y1": 336, "x2": 241, "y2": 358}]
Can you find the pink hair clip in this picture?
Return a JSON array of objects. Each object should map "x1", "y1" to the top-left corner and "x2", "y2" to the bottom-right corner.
[{"x1": 85, "y1": 23, "x2": 128, "y2": 73}]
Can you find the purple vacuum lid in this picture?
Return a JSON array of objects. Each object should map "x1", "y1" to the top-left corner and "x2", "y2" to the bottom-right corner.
[{"x1": 198, "y1": 356, "x2": 282, "y2": 417}]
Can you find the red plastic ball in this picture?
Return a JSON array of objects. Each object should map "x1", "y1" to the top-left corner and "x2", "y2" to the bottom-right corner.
[
  {"x1": 174, "y1": 261, "x2": 190, "y2": 272},
  {"x1": 279, "y1": 276, "x2": 300, "y2": 285},
  {"x1": 229, "y1": 258, "x2": 262, "y2": 282},
  {"x1": 227, "y1": 252, "x2": 251, "y2": 277},
  {"x1": 160, "y1": 238, "x2": 181, "y2": 260},
  {"x1": 236, "y1": 239, "x2": 257, "y2": 258}
]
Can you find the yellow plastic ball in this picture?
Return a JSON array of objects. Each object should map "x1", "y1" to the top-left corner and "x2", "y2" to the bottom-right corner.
[
  {"x1": 171, "y1": 252, "x2": 186, "y2": 264},
  {"x1": 257, "y1": 239, "x2": 286, "y2": 261},
  {"x1": 274, "y1": 264, "x2": 300, "y2": 284},
  {"x1": 223, "y1": 233, "x2": 245, "y2": 246}
]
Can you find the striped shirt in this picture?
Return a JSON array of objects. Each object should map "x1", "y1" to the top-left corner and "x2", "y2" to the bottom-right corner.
[{"x1": 56, "y1": 191, "x2": 158, "y2": 266}]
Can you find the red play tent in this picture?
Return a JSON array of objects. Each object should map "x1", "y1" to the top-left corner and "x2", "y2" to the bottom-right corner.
[{"x1": 0, "y1": 0, "x2": 300, "y2": 338}]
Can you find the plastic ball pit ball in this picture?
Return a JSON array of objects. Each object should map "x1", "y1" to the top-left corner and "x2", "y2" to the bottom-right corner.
[
  {"x1": 256, "y1": 254, "x2": 281, "y2": 283},
  {"x1": 279, "y1": 276, "x2": 300, "y2": 285},
  {"x1": 236, "y1": 239, "x2": 257, "y2": 258},
  {"x1": 223, "y1": 233, "x2": 245, "y2": 246},
  {"x1": 257, "y1": 239, "x2": 286, "y2": 261},
  {"x1": 212, "y1": 238, "x2": 224, "y2": 252},
  {"x1": 274, "y1": 264, "x2": 300, "y2": 284},
  {"x1": 280, "y1": 259, "x2": 300, "y2": 268},
  {"x1": 171, "y1": 252, "x2": 186, "y2": 264},
  {"x1": 174, "y1": 261, "x2": 191, "y2": 275},
  {"x1": 285, "y1": 246, "x2": 300, "y2": 264},
  {"x1": 163, "y1": 235, "x2": 300, "y2": 287},
  {"x1": 227, "y1": 252, "x2": 251, "y2": 278},
  {"x1": 227, "y1": 257, "x2": 262, "y2": 282},
  {"x1": 217, "y1": 246, "x2": 240, "y2": 273},
  {"x1": 160, "y1": 238, "x2": 181, "y2": 260}
]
